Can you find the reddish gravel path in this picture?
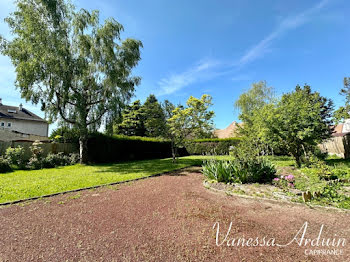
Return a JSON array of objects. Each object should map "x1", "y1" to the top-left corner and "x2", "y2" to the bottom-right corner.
[{"x1": 0, "y1": 167, "x2": 349, "y2": 262}]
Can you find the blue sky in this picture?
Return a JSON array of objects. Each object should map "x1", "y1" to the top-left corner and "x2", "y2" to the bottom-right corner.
[{"x1": 0, "y1": 0, "x2": 349, "y2": 132}]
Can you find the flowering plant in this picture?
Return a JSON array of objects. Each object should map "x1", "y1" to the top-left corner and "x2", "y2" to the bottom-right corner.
[{"x1": 273, "y1": 174, "x2": 295, "y2": 190}]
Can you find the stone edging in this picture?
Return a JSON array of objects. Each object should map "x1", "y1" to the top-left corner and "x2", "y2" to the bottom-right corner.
[
  {"x1": 0, "y1": 166, "x2": 195, "y2": 207},
  {"x1": 203, "y1": 180, "x2": 350, "y2": 213}
]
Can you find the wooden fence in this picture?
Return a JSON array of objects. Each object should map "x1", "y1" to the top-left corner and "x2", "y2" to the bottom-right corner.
[{"x1": 0, "y1": 141, "x2": 78, "y2": 160}]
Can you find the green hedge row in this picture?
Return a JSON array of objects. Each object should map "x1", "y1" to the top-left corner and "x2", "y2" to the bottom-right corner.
[
  {"x1": 185, "y1": 137, "x2": 241, "y2": 155},
  {"x1": 87, "y1": 133, "x2": 175, "y2": 163}
]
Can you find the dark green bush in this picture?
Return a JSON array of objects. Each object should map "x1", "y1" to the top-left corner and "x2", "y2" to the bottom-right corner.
[
  {"x1": 185, "y1": 138, "x2": 241, "y2": 155},
  {"x1": 87, "y1": 133, "x2": 176, "y2": 163},
  {"x1": 0, "y1": 157, "x2": 12, "y2": 173}
]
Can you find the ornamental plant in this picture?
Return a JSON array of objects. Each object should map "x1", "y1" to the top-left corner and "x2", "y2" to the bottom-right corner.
[{"x1": 273, "y1": 174, "x2": 295, "y2": 190}]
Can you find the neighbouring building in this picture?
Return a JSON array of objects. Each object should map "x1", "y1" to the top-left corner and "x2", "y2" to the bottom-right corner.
[
  {"x1": 214, "y1": 121, "x2": 241, "y2": 138},
  {"x1": 0, "y1": 98, "x2": 49, "y2": 142},
  {"x1": 319, "y1": 121, "x2": 350, "y2": 158}
]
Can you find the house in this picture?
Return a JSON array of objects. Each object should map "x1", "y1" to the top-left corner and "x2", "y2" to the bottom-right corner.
[
  {"x1": 214, "y1": 121, "x2": 241, "y2": 138},
  {"x1": 0, "y1": 98, "x2": 49, "y2": 142},
  {"x1": 319, "y1": 121, "x2": 350, "y2": 158}
]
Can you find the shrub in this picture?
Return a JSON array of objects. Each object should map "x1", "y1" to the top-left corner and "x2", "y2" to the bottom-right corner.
[
  {"x1": 27, "y1": 141, "x2": 45, "y2": 169},
  {"x1": 273, "y1": 175, "x2": 295, "y2": 190},
  {"x1": 0, "y1": 157, "x2": 12, "y2": 173},
  {"x1": 27, "y1": 157, "x2": 43, "y2": 170},
  {"x1": 68, "y1": 153, "x2": 80, "y2": 165},
  {"x1": 186, "y1": 138, "x2": 241, "y2": 155},
  {"x1": 87, "y1": 133, "x2": 175, "y2": 163},
  {"x1": 202, "y1": 157, "x2": 276, "y2": 184},
  {"x1": 5, "y1": 146, "x2": 26, "y2": 168},
  {"x1": 202, "y1": 159, "x2": 239, "y2": 183},
  {"x1": 42, "y1": 152, "x2": 69, "y2": 168}
]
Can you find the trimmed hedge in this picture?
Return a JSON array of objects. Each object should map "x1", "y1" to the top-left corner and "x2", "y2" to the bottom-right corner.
[
  {"x1": 87, "y1": 133, "x2": 175, "y2": 163},
  {"x1": 185, "y1": 137, "x2": 241, "y2": 155}
]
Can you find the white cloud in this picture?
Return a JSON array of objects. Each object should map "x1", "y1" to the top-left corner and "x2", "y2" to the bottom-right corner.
[
  {"x1": 237, "y1": 0, "x2": 330, "y2": 66},
  {"x1": 157, "y1": 59, "x2": 221, "y2": 96},
  {"x1": 156, "y1": 0, "x2": 331, "y2": 95}
]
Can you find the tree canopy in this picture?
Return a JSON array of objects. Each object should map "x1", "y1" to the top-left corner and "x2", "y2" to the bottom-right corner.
[
  {"x1": 334, "y1": 77, "x2": 350, "y2": 123},
  {"x1": 167, "y1": 94, "x2": 214, "y2": 162},
  {"x1": 0, "y1": 0, "x2": 143, "y2": 163}
]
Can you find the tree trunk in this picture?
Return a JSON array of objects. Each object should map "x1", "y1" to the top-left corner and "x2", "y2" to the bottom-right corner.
[
  {"x1": 171, "y1": 141, "x2": 176, "y2": 163},
  {"x1": 294, "y1": 153, "x2": 302, "y2": 168},
  {"x1": 79, "y1": 135, "x2": 88, "y2": 164}
]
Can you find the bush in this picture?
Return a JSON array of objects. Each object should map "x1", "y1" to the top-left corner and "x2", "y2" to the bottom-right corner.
[
  {"x1": 273, "y1": 174, "x2": 296, "y2": 190},
  {"x1": 87, "y1": 133, "x2": 175, "y2": 163},
  {"x1": 0, "y1": 157, "x2": 12, "y2": 173},
  {"x1": 202, "y1": 157, "x2": 276, "y2": 184},
  {"x1": 202, "y1": 159, "x2": 239, "y2": 183},
  {"x1": 5, "y1": 146, "x2": 26, "y2": 168},
  {"x1": 27, "y1": 141, "x2": 45, "y2": 170},
  {"x1": 42, "y1": 153, "x2": 79, "y2": 168},
  {"x1": 42, "y1": 152, "x2": 69, "y2": 168},
  {"x1": 27, "y1": 157, "x2": 42, "y2": 170},
  {"x1": 186, "y1": 138, "x2": 241, "y2": 155},
  {"x1": 68, "y1": 153, "x2": 80, "y2": 165}
]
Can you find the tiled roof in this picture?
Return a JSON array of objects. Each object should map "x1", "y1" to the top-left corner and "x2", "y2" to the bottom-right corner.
[
  {"x1": 0, "y1": 104, "x2": 47, "y2": 123},
  {"x1": 214, "y1": 121, "x2": 241, "y2": 138}
]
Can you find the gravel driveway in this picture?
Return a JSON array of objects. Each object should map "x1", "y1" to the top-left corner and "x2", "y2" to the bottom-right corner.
[{"x1": 0, "y1": 167, "x2": 349, "y2": 261}]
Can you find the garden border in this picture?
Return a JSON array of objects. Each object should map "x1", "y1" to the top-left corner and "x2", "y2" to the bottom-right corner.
[
  {"x1": 203, "y1": 180, "x2": 350, "y2": 213},
  {"x1": 0, "y1": 166, "x2": 197, "y2": 207}
]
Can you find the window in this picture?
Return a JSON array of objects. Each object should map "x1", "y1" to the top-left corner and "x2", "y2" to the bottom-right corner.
[
  {"x1": 0, "y1": 122, "x2": 4, "y2": 127},
  {"x1": 7, "y1": 122, "x2": 11, "y2": 128}
]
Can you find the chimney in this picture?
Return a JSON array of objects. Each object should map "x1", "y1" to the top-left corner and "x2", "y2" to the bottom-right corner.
[
  {"x1": 19, "y1": 103, "x2": 23, "y2": 111},
  {"x1": 0, "y1": 98, "x2": 2, "y2": 105}
]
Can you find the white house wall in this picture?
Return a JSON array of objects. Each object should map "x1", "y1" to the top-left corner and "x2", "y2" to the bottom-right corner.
[{"x1": 0, "y1": 118, "x2": 48, "y2": 137}]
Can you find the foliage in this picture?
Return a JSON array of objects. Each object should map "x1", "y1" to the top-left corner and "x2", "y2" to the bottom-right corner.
[
  {"x1": 27, "y1": 141, "x2": 44, "y2": 169},
  {"x1": 116, "y1": 100, "x2": 146, "y2": 136},
  {"x1": 234, "y1": 81, "x2": 277, "y2": 155},
  {"x1": 272, "y1": 175, "x2": 295, "y2": 191},
  {"x1": 42, "y1": 152, "x2": 69, "y2": 168},
  {"x1": 0, "y1": 0, "x2": 143, "y2": 163},
  {"x1": 0, "y1": 157, "x2": 12, "y2": 173},
  {"x1": 267, "y1": 85, "x2": 334, "y2": 167},
  {"x1": 50, "y1": 126, "x2": 80, "y2": 143},
  {"x1": 87, "y1": 133, "x2": 177, "y2": 163},
  {"x1": 167, "y1": 95, "x2": 215, "y2": 162},
  {"x1": 143, "y1": 94, "x2": 167, "y2": 137},
  {"x1": 202, "y1": 156, "x2": 276, "y2": 184},
  {"x1": 41, "y1": 152, "x2": 80, "y2": 168},
  {"x1": 185, "y1": 138, "x2": 241, "y2": 155},
  {"x1": 0, "y1": 157, "x2": 200, "y2": 204},
  {"x1": 334, "y1": 77, "x2": 350, "y2": 123},
  {"x1": 202, "y1": 159, "x2": 239, "y2": 183},
  {"x1": 5, "y1": 146, "x2": 26, "y2": 168}
]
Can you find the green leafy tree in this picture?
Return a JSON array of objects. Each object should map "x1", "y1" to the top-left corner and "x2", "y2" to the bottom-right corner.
[
  {"x1": 234, "y1": 81, "x2": 276, "y2": 155},
  {"x1": 50, "y1": 126, "x2": 80, "y2": 143},
  {"x1": 167, "y1": 94, "x2": 214, "y2": 162},
  {"x1": 269, "y1": 85, "x2": 334, "y2": 167},
  {"x1": 142, "y1": 94, "x2": 166, "y2": 137},
  {"x1": 0, "y1": 0, "x2": 143, "y2": 163},
  {"x1": 334, "y1": 77, "x2": 350, "y2": 123},
  {"x1": 116, "y1": 100, "x2": 146, "y2": 136}
]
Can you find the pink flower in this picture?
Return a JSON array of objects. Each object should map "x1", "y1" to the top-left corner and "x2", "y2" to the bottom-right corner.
[
  {"x1": 273, "y1": 178, "x2": 280, "y2": 181},
  {"x1": 288, "y1": 183, "x2": 294, "y2": 188},
  {"x1": 286, "y1": 175, "x2": 294, "y2": 181}
]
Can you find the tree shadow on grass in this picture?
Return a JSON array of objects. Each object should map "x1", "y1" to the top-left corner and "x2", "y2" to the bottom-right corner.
[{"x1": 91, "y1": 158, "x2": 201, "y2": 175}]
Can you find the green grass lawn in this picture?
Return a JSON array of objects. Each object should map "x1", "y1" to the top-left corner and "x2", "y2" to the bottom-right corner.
[{"x1": 0, "y1": 158, "x2": 201, "y2": 204}]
